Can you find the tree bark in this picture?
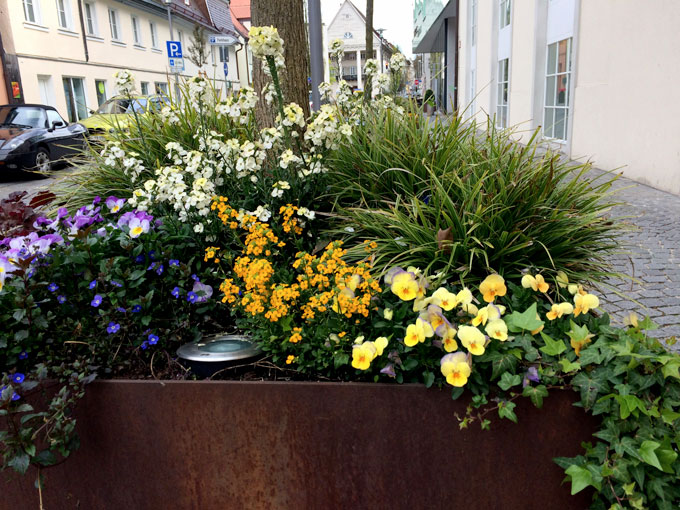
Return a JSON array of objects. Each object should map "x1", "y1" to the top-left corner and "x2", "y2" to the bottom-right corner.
[
  {"x1": 364, "y1": 0, "x2": 374, "y2": 101},
  {"x1": 252, "y1": 0, "x2": 310, "y2": 128}
]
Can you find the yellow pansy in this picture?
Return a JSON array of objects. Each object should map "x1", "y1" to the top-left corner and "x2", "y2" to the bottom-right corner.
[
  {"x1": 351, "y1": 342, "x2": 377, "y2": 370},
  {"x1": 462, "y1": 302, "x2": 479, "y2": 316},
  {"x1": 472, "y1": 304, "x2": 505, "y2": 327},
  {"x1": 390, "y1": 271, "x2": 419, "y2": 301},
  {"x1": 556, "y1": 271, "x2": 569, "y2": 289},
  {"x1": 442, "y1": 331, "x2": 459, "y2": 352},
  {"x1": 457, "y1": 325, "x2": 487, "y2": 356},
  {"x1": 383, "y1": 308, "x2": 393, "y2": 320},
  {"x1": 440, "y1": 352, "x2": 472, "y2": 387},
  {"x1": 521, "y1": 273, "x2": 549, "y2": 293},
  {"x1": 412, "y1": 296, "x2": 433, "y2": 312},
  {"x1": 420, "y1": 305, "x2": 446, "y2": 333},
  {"x1": 404, "y1": 318, "x2": 434, "y2": 347},
  {"x1": 485, "y1": 319, "x2": 508, "y2": 341},
  {"x1": 431, "y1": 287, "x2": 458, "y2": 311},
  {"x1": 456, "y1": 288, "x2": 473, "y2": 307},
  {"x1": 623, "y1": 311, "x2": 639, "y2": 328},
  {"x1": 573, "y1": 293, "x2": 600, "y2": 317},
  {"x1": 374, "y1": 336, "x2": 389, "y2": 355},
  {"x1": 479, "y1": 274, "x2": 507, "y2": 303},
  {"x1": 546, "y1": 302, "x2": 574, "y2": 320}
]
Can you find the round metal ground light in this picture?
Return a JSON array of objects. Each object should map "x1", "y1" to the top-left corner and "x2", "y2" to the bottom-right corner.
[{"x1": 177, "y1": 334, "x2": 262, "y2": 378}]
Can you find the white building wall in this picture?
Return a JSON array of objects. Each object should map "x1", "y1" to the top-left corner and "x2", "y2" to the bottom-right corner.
[
  {"x1": 507, "y1": 0, "x2": 536, "y2": 138},
  {"x1": 8, "y1": 0, "x2": 242, "y2": 122}
]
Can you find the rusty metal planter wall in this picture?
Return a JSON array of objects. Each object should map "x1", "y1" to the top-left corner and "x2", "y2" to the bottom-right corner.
[{"x1": 3, "y1": 381, "x2": 597, "y2": 509}]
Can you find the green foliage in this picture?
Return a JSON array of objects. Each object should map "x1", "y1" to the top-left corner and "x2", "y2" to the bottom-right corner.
[{"x1": 326, "y1": 107, "x2": 622, "y2": 287}]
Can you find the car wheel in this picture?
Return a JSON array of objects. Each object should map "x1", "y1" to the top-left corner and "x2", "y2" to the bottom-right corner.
[{"x1": 33, "y1": 148, "x2": 51, "y2": 173}]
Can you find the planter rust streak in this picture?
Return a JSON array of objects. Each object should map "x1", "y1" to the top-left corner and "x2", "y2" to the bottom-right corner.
[{"x1": 3, "y1": 381, "x2": 597, "y2": 509}]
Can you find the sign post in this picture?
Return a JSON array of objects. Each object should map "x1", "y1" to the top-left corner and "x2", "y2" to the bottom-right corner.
[{"x1": 166, "y1": 40, "x2": 184, "y2": 73}]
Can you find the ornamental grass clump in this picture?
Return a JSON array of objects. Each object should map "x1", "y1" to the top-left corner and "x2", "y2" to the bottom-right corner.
[{"x1": 327, "y1": 108, "x2": 621, "y2": 287}]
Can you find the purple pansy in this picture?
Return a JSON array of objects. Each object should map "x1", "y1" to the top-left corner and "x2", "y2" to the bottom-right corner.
[{"x1": 191, "y1": 281, "x2": 213, "y2": 303}]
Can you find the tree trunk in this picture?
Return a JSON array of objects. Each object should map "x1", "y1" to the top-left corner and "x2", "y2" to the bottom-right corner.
[
  {"x1": 252, "y1": 0, "x2": 310, "y2": 128},
  {"x1": 364, "y1": 0, "x2": 374, "y2": 101}
]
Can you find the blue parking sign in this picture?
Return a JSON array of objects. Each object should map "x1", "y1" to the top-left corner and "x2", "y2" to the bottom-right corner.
[{"x1": 166, "y1": 40, "x2": 182, "y2": 58}]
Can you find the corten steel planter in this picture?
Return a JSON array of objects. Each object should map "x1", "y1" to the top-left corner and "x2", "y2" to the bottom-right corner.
[{"x1": 3, "y1": 380, "x2": 597, "y2": 509}]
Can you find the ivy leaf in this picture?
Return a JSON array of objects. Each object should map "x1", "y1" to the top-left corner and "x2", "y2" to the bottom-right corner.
[
  {"x1": 558, "y1": 358, "x2": 581, "y2": 373},
  {"x1": 504, "y1": 303, "x2": 543, "y2": 333},
  {"x1": 423, "y1": 371, "x2": 435, "y2": 388},
  {"x1": 522, "y1": 384, "x2": 549, "y2": 408},
  {"x1": 564, "y1": 465, "x2": 598, "y2": 494},
  {"x1": 498, "y1": 372, "x2": 522, "y2": 391},
  {"x1": 539, "y1": 332, "x2": 567, "y2": 356},
  {"x1": 656, "y1": 438, "x2": 678, "y2": 474},
  {"x1": 638, "y1": 440, "x2": 663, "y2": 471},
  {"x1": 497, "y1": 401, "x2": 518, "y2": 423},
  {"x1": 661, "y1": 359, "x2": 680, "y2": 380},
  {"x1": 572, "y1": 371, "x2": 611, "y2": 409},
  {"x1": 486, "y1": 351, "x2": 519, "y2": 380}
]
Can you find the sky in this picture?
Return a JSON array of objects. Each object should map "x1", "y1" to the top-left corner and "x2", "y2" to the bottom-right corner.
[{"x1": 320, "y1": 0, "x2": 416, "y2": 58}]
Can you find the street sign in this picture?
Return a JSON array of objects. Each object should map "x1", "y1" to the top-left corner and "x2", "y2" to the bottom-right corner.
[
  {"x1": 166, "y1": 40, "x2": 183, "y2": 58},
  {"x1": 168, "y1": 57, "x2": 185, "y2": 73},
  {"x1": 223, "y1": 62, "x2": 229, "y2": 77},
  {"x1": 209, "y1": 34, "x2": 238, "y2": 46}
]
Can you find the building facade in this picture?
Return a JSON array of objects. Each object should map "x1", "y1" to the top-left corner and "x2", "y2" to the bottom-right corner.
[
  {"x1": 1, "y1": 0, "x2": 246, "y2": 123},
  {"x1": 326, "y1": 0, "x2": 394, "y2": 91},
  {"x1": 414, "y1": 0, "x2": 680, "y2": 195}
]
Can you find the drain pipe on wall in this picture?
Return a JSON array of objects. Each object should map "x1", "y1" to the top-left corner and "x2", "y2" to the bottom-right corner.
[
  {"x1": 77, "y1": 0, "x2": 89, "y2": 62},
  {"x1": 235, "y1": 42, "x2": 242, "y2": 85}
]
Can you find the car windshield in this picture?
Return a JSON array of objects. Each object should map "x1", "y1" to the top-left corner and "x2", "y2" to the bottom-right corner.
[
  {"x1": 96, "y1": 98, "x2": 148, "y2": 115},
  {"x1": 0, "y1": 106, "x2": 45, "y2": 128}
]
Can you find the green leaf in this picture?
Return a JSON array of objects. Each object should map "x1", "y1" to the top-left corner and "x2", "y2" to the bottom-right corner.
[
  {"x1": 129, "y1": 269, "x2": 146, "y2": 280},
  {"x1": 423, "y1": 371, "x2": 435, "y2": 388},
  {"x1": 402, "y1": 358, "x2": 418, "y2": 371},
  {"x1": 638, "y1": 440, "x2": 663, "y2": 471},
  {"x1": 539, "y1": 332, "x2": 567, "y2": 356},
  {"x1": 504, "y1": 303, "x2": 543, "y2": 333},
  {"x1": 450, "y1": 387, "x2": 464, "y2": 400},
  {"x1": 14, "y1": 329, "x2": 29, "y2": 342},
  {"x1": 486, "y1": 351, "x2": 519, "y2": 380},
  {"x1": 558, "y1": 358, "x2": 581, "y2": 373},
  {"x1": 8, "y1": 453, "x2": 30, "y2": 475},
  {"x1": 661, "y1": 359, "x2": 680, "y2": 380},
  {"x1": 498, "y1": 372, "x2": 522, "y2": 391},
  {"x1": 34, "y1": 450, "x2": 58, "y2": 467},
  {"x1": 333, "y1": 352, "x2": 349, "y2": 370},
  {"x1": 498, "y1": 401, "x2": 518, "y2": 423},
  {"x1": 565, "y1": 465, "x2": 596, "y2": 494},
  {"x1": 522, "y1": 384, "x2": 549, "y2": 408}
]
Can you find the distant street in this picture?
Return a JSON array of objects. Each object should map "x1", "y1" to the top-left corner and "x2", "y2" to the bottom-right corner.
[{"x1": 0, "y1": 167, "x2": 74, "y2": 201}]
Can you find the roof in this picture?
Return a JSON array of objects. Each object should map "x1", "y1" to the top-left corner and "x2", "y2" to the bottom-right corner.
[
  {"x1": 330, "y1": 0, "x2": 398, "y2": 50},
  {"x1": 204, "y1": 0, "x2": 238, "y2": 37},
  {"x1": 229, "y1": 0, "x2": 250, "y2": 21},
  {"x1": 231, "y1": 10, "x2": 249, "y2": 39}
]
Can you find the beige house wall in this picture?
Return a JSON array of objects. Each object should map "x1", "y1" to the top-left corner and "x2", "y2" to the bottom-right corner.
[
  {"x1": 571, "y1": 0, "x2": 680, "y2": 194},
  {"x1": 7, "y1": 0, "x2": 245, "y2": 121},
  {"x1": 507, "y1": 0, "x2": 536, "y2": 139}
]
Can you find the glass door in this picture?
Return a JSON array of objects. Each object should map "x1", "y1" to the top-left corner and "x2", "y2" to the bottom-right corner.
[{"x1": 62, "y1": 77, "x2": 88, "y2": 122}]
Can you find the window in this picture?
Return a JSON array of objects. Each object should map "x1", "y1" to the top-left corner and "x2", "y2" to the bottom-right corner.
[
  {"x1": 544, "y1": 38, "x2": 572, "y2": 140},
  {"x1": 155, "y1": 82, "x2": 168, "y2": 95},
  {"x1": 95, "y1": 79, "x2": 107, "y2": 106},
  {"x1": 62, "y1": 77, "x2": 88, "y2": 122},
  {"x1": 56, "y1": 0, "x2": 72, "y2": 29},
  {"x1": 140, "y1": 81, "x2": 149, "y2": 95},
  {"x1": 131, "y1": 15, "x2": 141, "y2": 45},
  {"x1": 38, "y1": 75, "x2": 54, "y2": 106},
  {"x1": 22, "y1": 0, "x2": 40, "y2": 24},
  {"x1": 84, "y1": 2, "x2": 98, "y2": 35},
  {"x1": 108, "y1": 8, "x2": 120, "y2": 41},
  {"x1": 46, "y1": 109, "x2": 65, "y2": 127},
  {"x1": 218, "y1": 46, "x2": 229, "y2": 62},
  {"x1": 469, "y1": 68, "x2": 476, "y2": 116},
  {"x1": 499, "y1": 0, "x2": 511, "y2": 29},
  {"x1": 149, "y1": 22, "x2": 159, "y2": 48},
  {"x1": 470, "y1": 0, "x2": 477, "y2": 47},
  {"x1": 496, "y1": 58, "x2": 509, "y2": 128}
]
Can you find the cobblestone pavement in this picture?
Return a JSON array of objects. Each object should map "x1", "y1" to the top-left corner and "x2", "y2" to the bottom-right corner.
[
  {"x1": 588, "y1": 169, "x2": 680, "y2": 348},
  {"x1": 0, "y1": 166, "x2": 73, "y2": 201}
]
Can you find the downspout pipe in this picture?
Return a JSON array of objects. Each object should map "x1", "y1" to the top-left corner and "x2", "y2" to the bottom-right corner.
[
  {"x1": 235, "y1": 42, "x2": 243, "y2": 86},
  {"x1": 77, "y1": 0, "x2": 89, "y2": 62}
]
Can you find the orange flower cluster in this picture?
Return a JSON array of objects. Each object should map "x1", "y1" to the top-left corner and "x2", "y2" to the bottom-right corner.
[
  {"x1": 219, "y1": 278, "x2": 239, "y2": 304},
  {"x1": 280, "y1": 204, "x2": 302, "y2": 235},
  {"x1": 204, "y1": 246, "x2": 221, "y2": 263}
]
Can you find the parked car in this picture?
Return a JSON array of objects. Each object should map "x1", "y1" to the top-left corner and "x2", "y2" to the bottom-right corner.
[
  {"x1": 80, "y1": 95, "x2": 167, "y2": 142},
  {"x1": 0, "y1": 104, "x2": 86, "y2": 174}
]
